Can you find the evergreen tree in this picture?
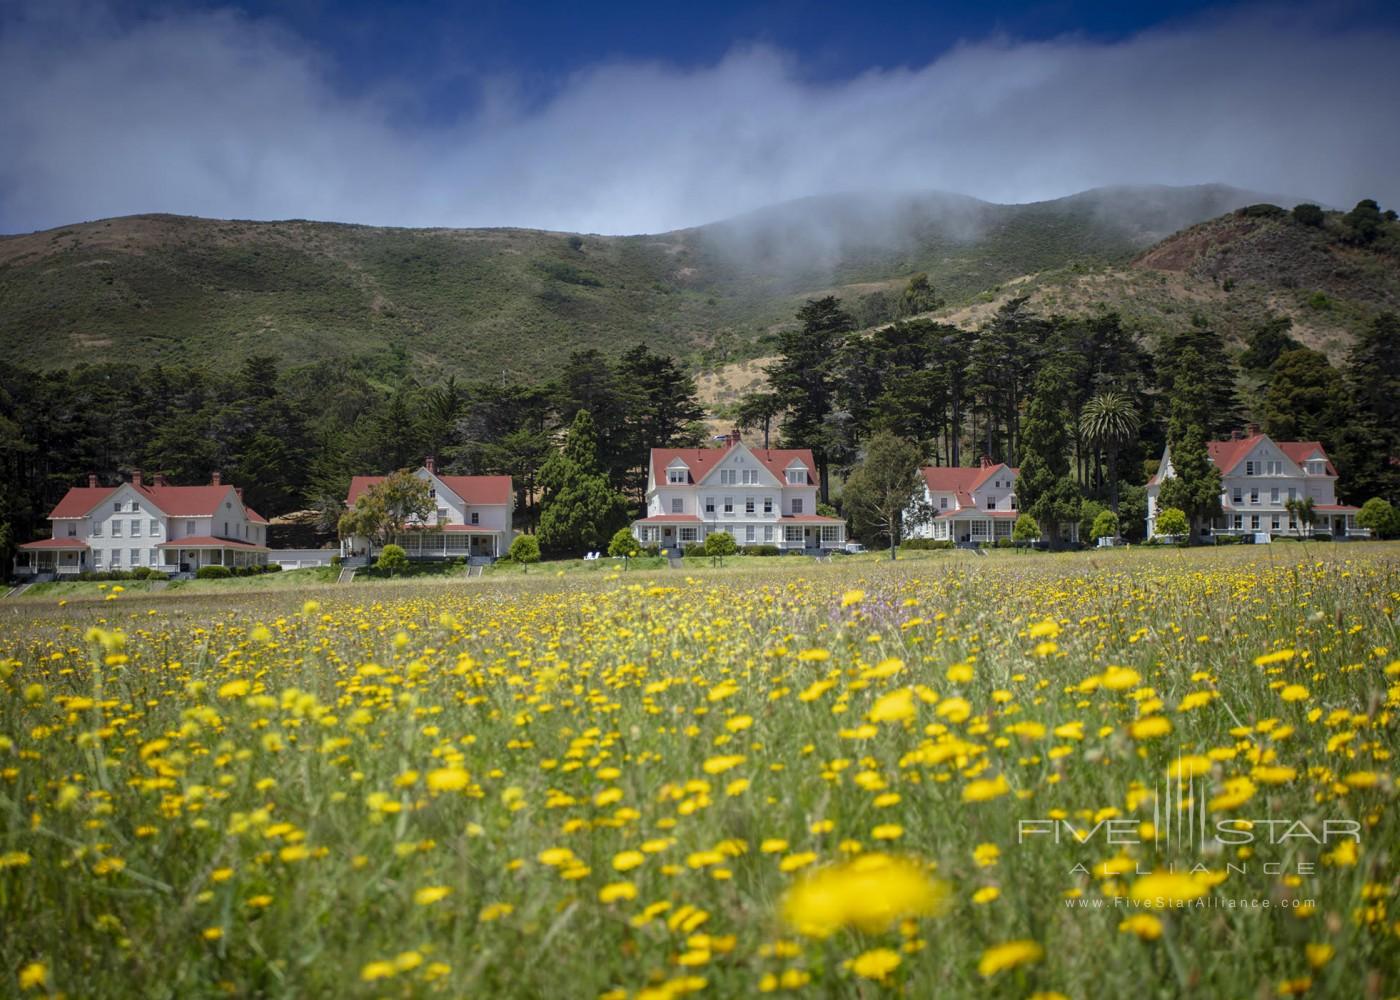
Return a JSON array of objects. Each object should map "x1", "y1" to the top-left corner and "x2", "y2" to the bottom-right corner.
[
  {"x1": 537, "y1": 411, "x2": 630, "y2": 555},
  {"x1": 1335, "y1": 313, "x2": 1400, "y2": 503},
  {"x1": 1016, "y1": 367, "x2": 1082, "y2": 546},
  {"x1": 767, "y1": 297, "x2": 854, "y2": 501},
  {"x1": 1158, "y1": 324, "x2": 1242, "y2": 438},
  {"x1": 1156, "y1": 348, "x2": 1223, "y2": 541},
  {"x1": 1260, "y1": 348, "x2": 1349, "y2": 446},
  {"x1": 614, "y1": 344, "x2": 705, "y2": 499}
]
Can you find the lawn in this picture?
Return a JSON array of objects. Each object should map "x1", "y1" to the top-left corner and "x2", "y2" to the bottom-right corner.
[{"x1": 1, "y1": 544, "x2": 1396, "y2": 998}]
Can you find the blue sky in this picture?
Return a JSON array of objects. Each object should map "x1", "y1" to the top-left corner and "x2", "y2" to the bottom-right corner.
[{"x1": 1, "y1": 0, "x2": 1398, "y2": 233}]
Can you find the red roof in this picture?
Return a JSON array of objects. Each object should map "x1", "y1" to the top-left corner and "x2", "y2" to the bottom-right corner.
[
  {"x1": 635, "y1": 514, "x2": 703, "y2": 523},
  {"x1": 920, "y1": 463, "x2": 1014, "y2": 496},
  {"x1": 346, "y1": 472, "x2": 513, "y2": 507},
  {"x1": 650, "y1": 443, "x2": 817, "y2": 487},
  {"x1": 19, "y1": 538, "x2": 90, "y2": 550},
  {"x1": 47, "y1": 482, "x2": 248, "y2": 519},
  {"x1": 778, "y1": 514, "x2": 845, "y2": 523},
  {"x1": 245, "y1": 506, "x2": 268, "y2": 524},
  {"x1": 1206, "y1": 436, "x2": 1338, "y2": 477},
  {"x1": 1312, "y1": 504, "x2": 1359, "y2": 512},
  {"x1": 157, "y1": 536, "x2": 267, "y2": 551}
]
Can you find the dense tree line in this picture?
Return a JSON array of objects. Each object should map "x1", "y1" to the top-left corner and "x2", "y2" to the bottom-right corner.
[
  {"x1": 3, "y1": 275, "x2": 1395, "y2": 567},
  {"x1": 0, "y1": 343, "x2": 706, "y2": 566}
]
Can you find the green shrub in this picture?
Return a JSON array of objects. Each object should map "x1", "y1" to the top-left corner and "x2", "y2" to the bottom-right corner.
[
  {"x1": 1090, "y1": 509, "x2": 1119, "y2": 540},
  {"x1": 607, "y1": 527, "x2": 640, "y2": 558},
  {"x1": 1358, "y1": 497, "x2": 1400, "y2": 539},
  {"x1": 375, "y1": 544, "x2": 410, "y2": 576},
  {"x1": 641, "y1": 544, "x2": 660, "y2": 557},
  {"x1": 1292, "y1": 203, "x2": 1325, "y2": 227},
  {"x1": 704, "y1": 532, "x2": 737, "y2": 557},
  {"x1": 330, "y1": 554, "x2": 342, "y2": 567},
  {"x1": 900, "y1": 538, "x2": 953, "y2": 550},
  {"x1": 747, "y1": 544, "x2": 781, "y2": 556},
  {"x1": 1155, "y1": 507, "x2": 1189, "y2": 537},
  {"x1": 682, "y1": 543, "x2": 706, "y2": 557},
  {"x1": 508, "y1": 534, "x2": 541, "y2": 565},
  {"x1": 196, "y1": 565, "x2": 232, "y2": 579}
]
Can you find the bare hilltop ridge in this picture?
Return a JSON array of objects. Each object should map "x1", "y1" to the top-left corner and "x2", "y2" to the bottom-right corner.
[{"x1": 1, "y1": 185, "x2": 1395, "y2": 377}]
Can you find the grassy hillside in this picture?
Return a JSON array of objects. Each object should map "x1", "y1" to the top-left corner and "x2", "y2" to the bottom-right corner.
[{"x1": 0, "y1": 184, "x2": 1271, "y2": 376}]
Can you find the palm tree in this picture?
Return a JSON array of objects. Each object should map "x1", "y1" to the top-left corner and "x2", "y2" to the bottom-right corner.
[
  {"x1": 1285, "y1": 496, "x2": 1317, "y2": 536},
  {"x1": 1079, "y1": 391, "x2": 1141, "y2": 515}
]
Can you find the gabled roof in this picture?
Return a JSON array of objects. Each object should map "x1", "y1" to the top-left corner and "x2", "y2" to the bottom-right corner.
[
  {"x1": 920, "y1": 463, "x2": 1015, "y2": 497},
  {"x1": 649, "y1": 443, "x2": 817, "y2": 488},
  {"x1": 48, "y1": 482, "x2": 243, "y2": 519},
  {"x1": 346, "y1": 472, "x2": 513, "y2": 507},
  {"x1": 1206, "y1": 436, "x2": 1338, "y2": 477}
]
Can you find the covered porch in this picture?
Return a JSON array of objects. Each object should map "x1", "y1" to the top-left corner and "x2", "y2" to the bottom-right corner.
[
  {"x1": 14, "y1": 538, "x2": 89, "y2": 577},
  {"x1": 390, "y1": 527, "x2": 504, "y2": 559},
  {"x1": 927, "y1": 511, "x2": 1022, "y2": 544},
  {"x1": 633, "y1": 514, "x2": 703, "y2": 550},
  {"x1": 158, "y1": 536, "x2": 269, "y2": 571},
  {"x1": 778, "y1": 516, "x2": 846, "y2": 551}
]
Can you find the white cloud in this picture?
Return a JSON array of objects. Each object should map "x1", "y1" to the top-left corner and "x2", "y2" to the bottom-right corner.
[{"x1": 1, "y1": 3, "x2": 1396, "y2": 233}]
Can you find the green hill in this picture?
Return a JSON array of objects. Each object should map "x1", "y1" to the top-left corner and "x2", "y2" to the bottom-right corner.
[
  {"x1": 0, "y1": 184, "x2": 1275, "y2": 375},
  {"x1": 927, "y1": 202, "x2": 1400, "y2": 359}
]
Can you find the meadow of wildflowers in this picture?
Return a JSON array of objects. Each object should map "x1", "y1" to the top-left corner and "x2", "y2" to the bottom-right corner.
[{"x1": 1, "y1": 544, "x2": 1397, "y2": 998}]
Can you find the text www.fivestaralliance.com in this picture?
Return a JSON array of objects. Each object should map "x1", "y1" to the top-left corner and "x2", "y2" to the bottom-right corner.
[{"x1": 1065, "y1": 897, "x2": 1316, "y2": 910}]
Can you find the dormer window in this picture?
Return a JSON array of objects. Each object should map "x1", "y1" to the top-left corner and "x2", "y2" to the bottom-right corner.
[
  {"x1": 668, "y1": 468, "x2": 687, "y2": 485},
  {"x1": 786, "y1": 468, "x2": 804, "y2": 485},
  {"x1": 1245, "y1": 461, "x2": 1256, "y2": 475},
  {"x1": 939, "y1": 497, "x2": 948, "y2": 509}
]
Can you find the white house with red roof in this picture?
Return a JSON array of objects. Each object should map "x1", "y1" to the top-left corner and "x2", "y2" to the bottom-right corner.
[
  {"x1": 904, "y1": 457, "x2": 1077, "y2": 544},
  {"x1": 15, "y1": 471, "x2": 269, "y2": 578},
  {"x1": 341, "y1": 458, "x2": 514, "y2": 560},
  {"x1": 633, "y1": 432, "x2": 846, "y2": 551},
  {"x1": 1146, "y1": 431, "x2": 1363, "y2": 538}
]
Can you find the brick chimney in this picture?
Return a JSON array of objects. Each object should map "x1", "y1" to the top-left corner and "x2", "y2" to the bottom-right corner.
[
  {"x1": 154, "y1": 473, "x2": 168, "y2": 487},
  {"x1": 235, "y1": 487, "x2": 244, "y2": 502},
  {"x1": 1246, "y1": 423, "x2": 1260, "y2": 436},
  {"x1": 1230, "y1": 429, "x2": 1242, "y2": 441},
  {"x1": 131, "y1": 469, "x2": 142, "y2": 488},
  {"x1": 211, "y1": 471, "x2": 222, "y2": 486},
  {"x1": 88, "y1": 473, "x2": 98, "y2": 488},
  {"x1": 424, "y1": 456, "x2": 436, "y2": 473},
  {"x1": 979, "y1": 454, "x2": 993, "y2": 468}
]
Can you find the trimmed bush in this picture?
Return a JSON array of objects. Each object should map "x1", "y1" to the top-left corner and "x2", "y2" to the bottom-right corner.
[
  {"x1": 682, "y1": 543, "x2": 706, "y2": 557},
  {"x1": 900, "y1": 538, "x2": 954, "y2": 550},
  {"x1": 747, "y1": 544, "x2": 781, "y2": 556},
  {"x1": 1155, "y1": 507, "x2": 1189, "y2": 538},
  {"x1": 704, "y1": 532, "x2": 737, "y2": 557},
  {"x1": 196, "y1": 565, "x2": 231, "y2": 579},
  {"x1": 508, "y1": 534, "x2": 541, "y2": 565},
  {"x1": 607, "y1": 527, "x2": 640, "y2": 558}
]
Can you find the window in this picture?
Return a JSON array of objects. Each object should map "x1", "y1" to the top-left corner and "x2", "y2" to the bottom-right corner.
[
  {"x1": 985, "y1": 497, "x2": 996, "y2": 510},
  {"x1": 1246, "y1": 461, "x2": 1255, "y2": 475},
  {"x1": 149, "y1": 519, "x2": 159, "y2": 535},
  {"x1": 91, "y1": 522, "x2": 102, "y2": 537},
  {"x1": 720, "y1": 469, "x2": 736, "y2": 485},
  {"x1": 670, "y1": 498, "x2": 683, "y2": 514},
  {"x1": 723, "y1": 497, "x2": 733, "y2": 514},
  {"x1": 428, "y1": 487, "x2": 436, "y2": 498},
  {"x1": 939, "y1": 497, "x2": 948, "y2": 509},
  {"x1": 1010, "y1": 497, "x2": 1017, "y2": 509},
  {"x1": 1270, "y1": 488, "x2": 1279, "y2": 503},
  {"x1": 746, "y1": 525, "x2": 755, "y2": 542},
  {"x1": 186, "y1": 520, "x2": 197, "y2": 535},
  {"x1": 791, "y1": 499, "x2": 804, "y2": 515},
  {"x1": 110, "y1": 548, "x2": 121, "y2": 565},
  {"x1": 1268, "y1": 461, "x2": 1282, "y2": 475},
  {"x1": 130, "y1": 519, "x2": 141, "y2": 537},
  {"x1": 1233, "y1": 515, "x2": 1243, "y2": 529},
  {"x1": 745, "y1": 497, "x2": 755, "y2": 515},
  {"x1": 130, "y1": 548, "x2": 141, "y2": 566},
  {"x1": 763, "y1": 525, "x2": 773, "y2": 542},
  {"x1": 971, "y1": 521, "x2": 989, "y2": 538},
  {"x1": 113, "y1": 502, "x2": 121, "y2": 512},
  {"x1": 680, "y1": 527, "x2": 699, "y2": 542},
  {"x1": 763, "y1": 498, "x2": 773, "y2": 514},
  {"x1": 786, "y1": 469, "x2": 804, "y2": 485},
  {"x1": 704, "y1": 497, "x2": 715, "y2": 514},
  {"x1": 93, "y1": 550, "x2": 103, "y2": 567},
  {"x1": 785, "y1": 525, "x2": 804, "y2": 543},
  {"x1": 131, "y1": 501, "x2": 140, "y2": 512},
  {"x1": 1288, "y1": 487, "x2": 1297, "y2": 501},
  {"x1": 821, "y1": 525, "x2": 842, "y2": 542},
  {"x1": 1271, "y1": 516, "x2": 1281, "y2": 530},
  {"x1": 668, "y1": 468, "x2": 687, "y2": 484},
  {"x1": 66, "y1": 523, "x2": 77, "y2": 537},
  {"x1": 111, "y1": 520, "x2": 122, "y2": 537},
  {"x1": 1249, "y1": 489, "x2": 1259, "y2": 504},
  {"x1": 1232, "y1": 488, "x2": 1243, "y2": 505},
  {"x1": 471, "y1": 511, "x2": 480, "y2": 525}
]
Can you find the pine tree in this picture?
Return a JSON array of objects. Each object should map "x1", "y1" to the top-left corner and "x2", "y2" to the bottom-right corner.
[
  {"x1": 537, "y1": 411, "x2": 630, "y2": 555},
  {"x1": 1015, "y1": 368, "x2": 1082, "y2": 545},
  {"x1": 767, "y1": 297, "x2": 854, "y2": 501},
  {"x1": 1156, "y1": 348, "x2": 1223, "y2": 541}
]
